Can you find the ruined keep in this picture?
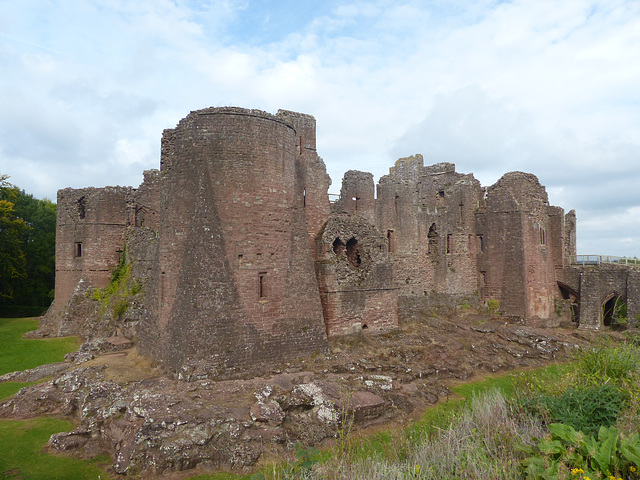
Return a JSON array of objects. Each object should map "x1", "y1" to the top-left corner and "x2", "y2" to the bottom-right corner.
[{"x1": 45, "y1": 106, "x2": 611, "y2": 378}]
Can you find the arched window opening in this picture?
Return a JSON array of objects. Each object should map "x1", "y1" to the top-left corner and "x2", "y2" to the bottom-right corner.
[
  {"x1": 333, "y1": 237, "x2": 345, "y2": 256},
  {"x1": 346, "y1": 237, "x2": 362, "y2": 268},
  {"x1": 558, "y1": 283, "x2": 580, "y2": 325},
  {"x1": 603, "y1": 295, "x2": 626, "y2": 329},
  {"x1": 387, "y1": 230, "x2": 396, "y2": 253}
]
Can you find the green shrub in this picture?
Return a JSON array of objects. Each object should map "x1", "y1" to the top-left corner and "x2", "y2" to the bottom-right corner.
[
  {"x1": 90, "y1": 246, "x2": 143, "y2": 320},
  {"x1": 520, "y1": 384, "x2": 629, "y2": 437},
  {"x1": 576, "y1": 344, "x2": 639, "y2": 387},
  {"x1": 519, "y1": 423, "x2": 640, "y2": 480}
]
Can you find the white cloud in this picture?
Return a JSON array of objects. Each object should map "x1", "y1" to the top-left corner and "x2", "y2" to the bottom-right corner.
[{"x1": 1, "y1": 0, "x2": 639, "y2": 256}]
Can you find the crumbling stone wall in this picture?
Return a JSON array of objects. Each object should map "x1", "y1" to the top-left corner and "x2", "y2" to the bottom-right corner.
[
  {"x1": 476, "y1": 172, "x2": 566, "y2": 325},
  {"x1": 561, "y1": 264, "x2": 640, "y2": 329},
  {"x1": 48, "y1": 187, "x2": 129, "y2": 330},
  {"x1": 376, "y1": 157, "x2": 483, "y2": 297},
  {"x1": 46, "y1": 105, "x2": 592, "y2": 378},
  {"x1": 276, "y1": 110, "x2": 331, "y2": 254},
  {"x1": 315, "y1": 212, "x2": 397, "y2": 335}
]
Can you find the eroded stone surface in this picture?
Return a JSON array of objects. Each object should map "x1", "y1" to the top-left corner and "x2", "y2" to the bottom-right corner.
[{"x1": 1, "y1": 309, "x2": 602, "y2": 477}]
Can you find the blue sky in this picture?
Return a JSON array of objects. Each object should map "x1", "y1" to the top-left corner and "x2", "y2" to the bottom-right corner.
[{"x1": 1, "y1": 0, "x2": 639, "y2": 256}]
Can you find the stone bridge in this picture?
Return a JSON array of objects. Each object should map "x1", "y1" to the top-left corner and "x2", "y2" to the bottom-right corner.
[{"x1": 558, "y1": 256, "x2": 640, "y2": 329}]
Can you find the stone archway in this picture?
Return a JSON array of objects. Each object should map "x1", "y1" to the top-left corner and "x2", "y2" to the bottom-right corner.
[{"x1": 602, "y1": 292, "x2": 625, "y2": 328}]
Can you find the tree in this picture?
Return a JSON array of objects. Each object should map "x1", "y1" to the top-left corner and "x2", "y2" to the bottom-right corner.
[
  {"x1": 0, "y1": 175, "x2": 31, "y2": 301},
  {"x1": 13, "y1": 190, "x2": 56, "y2": 307}
]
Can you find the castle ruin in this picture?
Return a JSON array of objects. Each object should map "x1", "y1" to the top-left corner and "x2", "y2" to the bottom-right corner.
[{"x1": 45, "y1": 106, "x2": 601, "y2": 378}]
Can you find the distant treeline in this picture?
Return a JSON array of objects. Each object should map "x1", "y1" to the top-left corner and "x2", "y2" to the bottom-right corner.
[{"x1": 0, "y1": 174, "x2": 56, "y2": 317}]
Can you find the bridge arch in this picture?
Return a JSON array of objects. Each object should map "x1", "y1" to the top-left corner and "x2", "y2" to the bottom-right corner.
[{"x1": 601, "y1": 291, "x2": 626, "y2": 328}]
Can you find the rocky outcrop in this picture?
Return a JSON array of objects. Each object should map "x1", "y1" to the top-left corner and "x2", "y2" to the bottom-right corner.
[{"x1": 1, "y1": 308, "x2": 597, "y2": 477}]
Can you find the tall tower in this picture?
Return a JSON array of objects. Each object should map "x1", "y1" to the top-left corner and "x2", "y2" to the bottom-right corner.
[{"x1": 139, "y1": 107, "x2": 328, "y2": 377}]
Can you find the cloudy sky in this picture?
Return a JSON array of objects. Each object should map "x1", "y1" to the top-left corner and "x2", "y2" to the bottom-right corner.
[{"x1": 1, "y1": 0, "x2": 639, "y2": 256}]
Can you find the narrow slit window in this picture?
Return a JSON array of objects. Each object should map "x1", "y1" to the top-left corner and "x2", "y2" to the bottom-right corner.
[
  {"x1": 75, "y1": 242, "x2": 82, "y2": 257},
  {"x1": 477, "y1": 234, "x2": 484, "y2": 253},
  {"x1": 258, "y1": 272, "x2": 267, "y2": 299},
  {"x1": 446, "y1": 234, "x2": 452, "y2": 254}
]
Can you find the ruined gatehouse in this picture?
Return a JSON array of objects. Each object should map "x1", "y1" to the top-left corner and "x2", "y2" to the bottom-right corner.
[{"x1": 41, "y1": 106, "x2": 637, "y2": 379}]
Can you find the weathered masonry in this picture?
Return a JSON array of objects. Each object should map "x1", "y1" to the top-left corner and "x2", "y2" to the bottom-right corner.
[{"x1": 43, "y1": 106, "x2": 640, "y2": 378}]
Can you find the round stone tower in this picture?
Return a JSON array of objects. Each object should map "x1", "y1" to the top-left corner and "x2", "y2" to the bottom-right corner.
[{"x1": 140, "y1": 107, "x2": 328, "y2": 378}]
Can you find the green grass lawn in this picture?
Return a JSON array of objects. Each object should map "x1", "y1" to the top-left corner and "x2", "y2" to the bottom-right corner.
[
  {"x1": 0, "y1": 417, "x2": 110, "y2": 480},
  {"x1": 0, "y1": 318, "x2": 112, "y2": 479},
  {"x1": 0, "y1": 318, "x2": 79, "y2": 376},
  {"x1": 0, "y1": 317, "x2": 79, "y2": 401}
]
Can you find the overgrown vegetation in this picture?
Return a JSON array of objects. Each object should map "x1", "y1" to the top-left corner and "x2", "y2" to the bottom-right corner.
[
  {"x1": 487, "y1": 298, "x2": 500, "y2": 314},
  {"x1": 91, "y1": 247, "x2": 141, "y2": 320}
]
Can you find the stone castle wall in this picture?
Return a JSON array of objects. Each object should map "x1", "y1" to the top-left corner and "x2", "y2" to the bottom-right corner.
[
  {"x1": 52, "y1": 187, "x2": 129, "y2": 320},
  {"x1": 46, "y1": 106, "x2": 585, "y2": 378},
  {"x1": 138, "y1": 108, "x2": 328, "y2": 377}
]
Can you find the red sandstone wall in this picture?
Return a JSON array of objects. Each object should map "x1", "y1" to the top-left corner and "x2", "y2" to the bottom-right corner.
[
  {"x1": 138, "y1": 107, "x2": 328, "y2": 377},
  {"x1": 316, "y1": 213, "x2": 397, "y2": 335},
  {"x1": 376, "y1": 157, "x2": 483, "y2": 297},
  {"x1": 276, "y1": 110, "x2": 331, "y2": 252},
  {"x1": 334, "y1": 171, "x2": 376, "y2": 223},
  {"x1": 477, "y1": 172, "x2": 566, "y2": 325},
  {"x1": 51, "y1": 187, "x2": 129, "y2": 318}
]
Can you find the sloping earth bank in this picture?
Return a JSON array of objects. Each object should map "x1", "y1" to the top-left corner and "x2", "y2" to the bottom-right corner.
[{"x1": 0, "y1": 306, "x2": 608, "y2": 478}]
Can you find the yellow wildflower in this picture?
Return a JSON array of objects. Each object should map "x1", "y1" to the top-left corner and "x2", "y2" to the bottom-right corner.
[
  {"x1": 631, "y1": 465, "x2": 638, "y2": 472},
  {"x1": 571, "y1": 468, "x2": 585, "y2": 475}
]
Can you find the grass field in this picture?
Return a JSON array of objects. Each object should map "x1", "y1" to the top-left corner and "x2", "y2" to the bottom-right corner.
[
  {"x1": 0, "y1": 317, "x2": 79, "y2": 401},
  {"x1": 0, "y1": 318, "x2": 79, "y2": 375},
  {"x1": 0, "y1": 318, "x2": 112, "y2": 479},
  {"x1": 0, "y1": 417, "x2": 110, "y2": 480}
]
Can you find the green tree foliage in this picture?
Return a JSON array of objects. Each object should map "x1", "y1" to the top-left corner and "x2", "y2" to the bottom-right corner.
[
  {"x1": 0, "y1": 175, "x2": 30, "y2": 302},
  {"x1": 13, "y1": 189, "x2": 56, "y2": 307},
  {"x1": 0, "y1": 175, "x2": 56, "y2": 314}
]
